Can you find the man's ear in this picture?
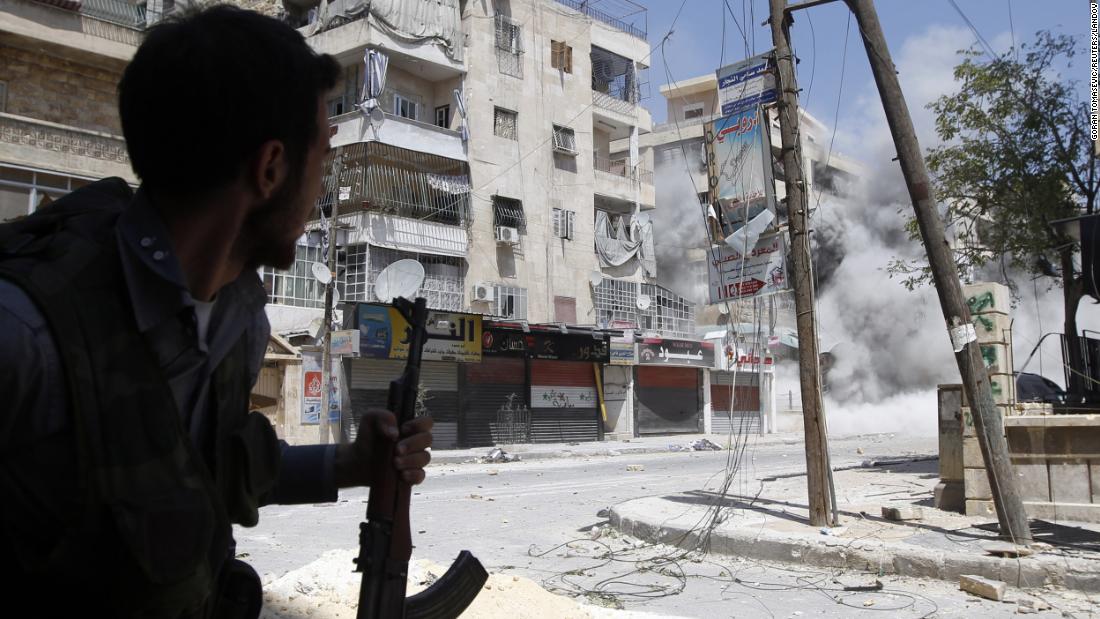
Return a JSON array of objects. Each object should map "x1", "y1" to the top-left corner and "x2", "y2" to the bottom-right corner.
[{"x1": 250, "y1": 139, "x2": 288, "y2": 201}]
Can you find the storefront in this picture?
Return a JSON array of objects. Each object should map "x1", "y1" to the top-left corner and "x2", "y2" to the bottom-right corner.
[
  {"x1": 344, "y1": 303, "x2": 482, "y2": 448},
  {"x1": 635, "y1": 338, "x2": 714, "y2": 435}
]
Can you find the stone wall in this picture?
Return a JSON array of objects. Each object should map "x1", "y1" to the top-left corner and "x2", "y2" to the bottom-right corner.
[{"x1": 0, "y1": 43, "x2": 123, "y2": 135}]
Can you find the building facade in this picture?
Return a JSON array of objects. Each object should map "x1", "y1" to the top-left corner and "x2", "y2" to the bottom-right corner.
[{"x1": 0, "y1": 0, "x2": 141, "y2": 221}]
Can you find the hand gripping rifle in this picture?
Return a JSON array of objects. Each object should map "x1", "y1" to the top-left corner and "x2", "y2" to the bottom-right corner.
[{"x1": 355, "y1": 297, "x2": 488, "y2": 619}]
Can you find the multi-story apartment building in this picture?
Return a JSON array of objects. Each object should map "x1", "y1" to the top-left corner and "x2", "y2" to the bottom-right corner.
[
  {"x1": 0, "y1": 0, "x2": 142, "y2": 220},
  {"x1": 262, "y1": 0, "x2": 692, "y2": 335}
]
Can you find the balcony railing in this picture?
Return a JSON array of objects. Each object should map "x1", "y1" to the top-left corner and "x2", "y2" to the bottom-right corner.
[
  {"x1": 0, "y1": 112, "x2": 130, "y2": 165},
  {"x1": 592, "y1": 90, "x2": 638, "y2": 116},
  {"x1": 594, "y1": 155, "x2": 653, "y2": 185},
  {"x1": 79, "y1": 0, "x2": 146, "y2": 28},
  {"x1": 554, "y1": 0, "x2": 646, "y2": 40}
]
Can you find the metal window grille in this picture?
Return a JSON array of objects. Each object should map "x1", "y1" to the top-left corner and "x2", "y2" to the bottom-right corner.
[
  {"x1": 552, "y1": 125, "x2": 577, "y2": 154},
  {"x1": 552, "y1": 208, "x2": 575, "y2": 240},
  {"x1": 492, "y1": 285, "x2": 528, "y2": 320},
  {"x1": 262, "y1": 244, "x2": 346, "y2": 309},
  {"x1": 495, "y1": 14, "x2": 523, "y2": 78},
  {"x1": 367, "y1": 247, "x2": 465, "y2": 312},
  {"x1": 593, "y1": 280, "x2": 695, "y2": 338},
  {"x1": 492, "y1": 196, "x2": 526, "y2": 232},
  {"x1": 493, "y1": 107, "x2": 518, "y2": 140},
  {"x1": 322, "y1": 142, "x2": 471, "y2": 226}
]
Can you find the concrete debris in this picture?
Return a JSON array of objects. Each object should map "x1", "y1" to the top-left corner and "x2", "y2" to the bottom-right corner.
[
  {"x1": 1017, "y1": 597, "x2": 1051, "y2": 613},
  {"x1": 478, "y1": 448, "x2": 521, "y2": 464},
  {"x1": 881, "y1": 506, "x2": 924, "y2": 521},
  {"x1": 487, "y1": 469, "x2": 499, "y2": 476},
  {"x1": 959, "y1": 574, "x2": 1007, "y2": 601},
  {"x1": 669, "y1": 439, "x2": 723, "y2": 452},
  {"x1": 596, "y1": 507, "x2": 610, "y2": 518},
  {"x1": 691, "y1": 438, "x2": 722, "y2": 451},
  {"x1": 626, "y1": 464, "x2": 645, "y2": 472},
  {"x1": 981, "y1": 541, "x2": 1034, "y2": 558}
]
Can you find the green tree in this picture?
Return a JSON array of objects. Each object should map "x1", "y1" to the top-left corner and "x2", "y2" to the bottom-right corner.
[{"x1": 891, "y1": 32, "x2": 1098, "y2": 391}]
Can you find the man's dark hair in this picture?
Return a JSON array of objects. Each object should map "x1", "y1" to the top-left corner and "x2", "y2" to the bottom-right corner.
[{"x1": 118, "y1": 5, "x2": 341, "y2": 199}]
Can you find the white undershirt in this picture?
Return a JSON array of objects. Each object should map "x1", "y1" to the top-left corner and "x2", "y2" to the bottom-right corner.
[{"x1": 193, "y1": 298, "x2": 216, "y2": 352}]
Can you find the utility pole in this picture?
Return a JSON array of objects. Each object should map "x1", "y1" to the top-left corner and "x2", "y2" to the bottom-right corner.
[
  {"x1": 768, "y1": 0, "x2": 835, "y2": 528},
  {"x1": 840, "y1": 0, "x2": 1031, "y2": 543},
  {"x1": 320, "y1": 157, "x2": 342, "y2": 446}
]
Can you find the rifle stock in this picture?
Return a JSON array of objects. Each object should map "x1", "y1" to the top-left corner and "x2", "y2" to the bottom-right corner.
[{"x1": 355, "y1": 298, "x2": 487, "y2": 618}]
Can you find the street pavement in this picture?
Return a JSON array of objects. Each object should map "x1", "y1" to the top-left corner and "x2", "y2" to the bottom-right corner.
[{"x1": 236, "y1": 433, "x2": 1098, "y2": 617}]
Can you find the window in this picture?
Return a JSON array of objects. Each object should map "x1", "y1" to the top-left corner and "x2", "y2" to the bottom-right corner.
[
  {"x1": 492, "y1": 195, "x2": 526, "y2": 232},
  {"x1": 0, "y1": 81, "x2": 6, "y2": 113},
  {"x1": 493, "y1": 285, "x2": 528, "y2": 320},
  {"x1": 551, "y1": 125, "x2": 577, "y2": 155},
  {"x1": 554, "y1": 296, "x2": 577, "y2": 324},
  {"x1": 327, "y1": 64, "x2": 362, "y2": 117},
  {"x1": 551, "y1": 40, "x2": 573, "y2": 73},
  {"x1": 495, "y1": 14, "x2": 523, "y2": 78},
  {"x1": 683, "y1": 102, "x2": 705, "y2": 120},
  {"x1": 435, "y1": 105, "x2": 450, "y2": 129},
  {"x1": 393, "y1": 93, "x2": 421, "y2": 121},
  {"x1": 493, "y1": 107, "x2": 518, "y2": 140},
  {"x1": 261, "y1": 244, "x2": 345, "y2": 309},
  {"x1": 552, "y1": 208, "x2": 575, "y2": 240},
  {"x1": 367, "y1": 247, "x2": 465, "y2": 311}
]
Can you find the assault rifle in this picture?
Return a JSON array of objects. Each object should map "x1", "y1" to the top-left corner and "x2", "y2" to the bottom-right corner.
[{"x1": 355, "y1": 297, "x2": 488, "y2": 618}]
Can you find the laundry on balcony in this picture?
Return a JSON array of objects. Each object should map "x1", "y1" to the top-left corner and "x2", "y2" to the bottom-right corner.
[
  {"x1": 308, "y1": 0, "x2": 463, "y2": 61},
  {"x1": 594, "y1": 210, "x2": 656, "y2": 277}
]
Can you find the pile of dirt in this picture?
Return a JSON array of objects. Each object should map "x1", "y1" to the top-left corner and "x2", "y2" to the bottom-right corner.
[{"x1": 259, "y1": 550, "x2": 605, "y2": 618}]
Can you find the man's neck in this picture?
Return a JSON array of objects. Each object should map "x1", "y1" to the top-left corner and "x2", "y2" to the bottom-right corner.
[{"x1": 154, "y1": 191, "x2": 249, "y2": 302}]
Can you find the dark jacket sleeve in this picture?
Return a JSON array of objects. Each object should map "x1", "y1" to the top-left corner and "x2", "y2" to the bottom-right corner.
[{"x1": 261, "y1": 443, "x2": 338, "y2": 506}]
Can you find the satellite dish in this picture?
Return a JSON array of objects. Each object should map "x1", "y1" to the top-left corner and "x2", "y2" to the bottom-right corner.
[
  {"x1": 636, "y1": 294, "x2": 652, "y2": 311},
  {"x1": 369, "y1": 105, "x2": 385, "y2": 126},
  {"x1": 332, "y1": 287, "x2": 342, "y2": 308},
  {"x1": 311, "y1": 262, "x2": 332, "y2": 285},
  {"x1": 588, "y1": 271, "x2": 604, "y2": 288},
  {"x1": 718, "y1": 303, "x2": 730, "y2": 315},
  {"x1": 374, "y1": 259, "x2": 425, "y2": 303}
]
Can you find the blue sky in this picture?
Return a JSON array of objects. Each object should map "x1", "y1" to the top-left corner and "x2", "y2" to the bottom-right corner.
[{"x1": 636, "y1": 0, "x2": 1087, "y2": 157}]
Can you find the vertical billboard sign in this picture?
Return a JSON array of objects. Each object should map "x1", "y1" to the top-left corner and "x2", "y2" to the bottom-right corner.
[{"x1": 705, "y1": 106, "x2": 778, "y2": 239}]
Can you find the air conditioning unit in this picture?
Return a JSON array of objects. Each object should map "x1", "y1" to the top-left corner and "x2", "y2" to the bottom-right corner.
[
  {"x1": 494, "y1": 225, "x2": 521, "y2": 245},
  {"x1": 472, "y1": 283, "x2": 495, "y2": 302}
]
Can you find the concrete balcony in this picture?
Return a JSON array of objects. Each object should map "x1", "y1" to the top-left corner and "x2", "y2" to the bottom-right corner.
[
  {"x1": 303, "y1": 6, "x2": 464, "y2": 75},
  {"x1": 0, "y1": 0, "x2": 140, "y2": 60},
  {"x1": 594, "y1": 155, "x2": 654, "y2": 210},
  {"x1": 0, "y1": 112, "x2": 135, "y2": 182},
  {"x1": 330, "y1": 110, "x2": 467, "y2": 162}
]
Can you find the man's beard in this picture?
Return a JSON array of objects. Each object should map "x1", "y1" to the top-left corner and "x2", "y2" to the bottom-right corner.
[{"x1": 242, "y1": 175, "x2": 307, "y2": 271}]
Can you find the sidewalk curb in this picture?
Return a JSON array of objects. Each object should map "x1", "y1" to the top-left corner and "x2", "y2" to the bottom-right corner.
[
  {"x1": 609, "y1": 503, "x2": 1100, "y2": 594},
  {"x1": 430, "y1": 445, "x2": 672, "y2": 465}
]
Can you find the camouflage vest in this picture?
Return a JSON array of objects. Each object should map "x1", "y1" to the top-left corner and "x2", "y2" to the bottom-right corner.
[{"x1": 0, "y1": 178, "x2": 281, "y2": 617}]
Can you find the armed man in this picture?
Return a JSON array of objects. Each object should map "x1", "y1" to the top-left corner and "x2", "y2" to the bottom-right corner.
[{"x1": 0, "y1": 5, "x2": 433, "y2": 617}]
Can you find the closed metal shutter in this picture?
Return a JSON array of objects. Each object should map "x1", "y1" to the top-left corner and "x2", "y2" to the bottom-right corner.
[
  {"x1": 529, "y1": 360, "x2": 600, "y2": 443},
  {"x1": 346, "y1": 359, "x2": 459, "y2": 448},
  {"x1": 636, "y1": 366, "x2": 701, "y2": 435},
  {"x1": 461, "y1": 357, "x2": 526, "y2": 447},
  {"x1": 710, "y1": 371, "x2": 762, "y2": 436}
]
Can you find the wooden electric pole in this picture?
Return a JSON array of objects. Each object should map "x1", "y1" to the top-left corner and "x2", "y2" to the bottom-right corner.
[
  {"x1": 840, "y1": 0, "x2": 1032, "y2": 543},
  {"x1": 768, "y1": 0, "x2": 835, "y2": 528},
  {"x1": 320, "y1": 156, "x2": 343, "y2": 446}
]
